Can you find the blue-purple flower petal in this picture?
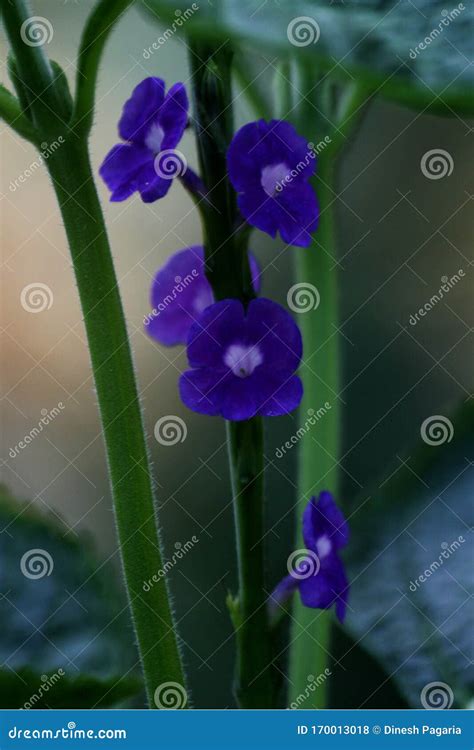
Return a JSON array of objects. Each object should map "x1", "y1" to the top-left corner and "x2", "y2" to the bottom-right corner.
[
  {"x1": 100, "y1": 77, "x2": 189, "y2": 203},
  {"x1": 270, "y1": 493, "x2": 350, "y2": 623},
  {"x1": 118, "y1": 77, "x2": 165, "y2": 143},
  {"x1": 227, "y1": 119, "x2": 319, "y2": 248},
  {"x1": 180, "y1": 297, "x2": 303, "y2": 420},
  {"x1": 146, "y1": 246, "x2": 261, "y2": 347}
]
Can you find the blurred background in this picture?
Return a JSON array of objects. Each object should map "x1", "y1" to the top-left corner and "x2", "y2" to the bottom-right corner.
[{"x1": 1, "y1": 0, "x2": 472, "y2": 708}]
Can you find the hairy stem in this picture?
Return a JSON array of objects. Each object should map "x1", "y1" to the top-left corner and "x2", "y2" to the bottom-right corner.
[
  {"x1": 188, "y1": 39, "x2": 275, "y2": 708},
  {"x1": 47, "y1": 141, "x2": 185, "y2": 706},
  {"x1": 4, "y1": 0, "x2": 185, "y2": 707}
]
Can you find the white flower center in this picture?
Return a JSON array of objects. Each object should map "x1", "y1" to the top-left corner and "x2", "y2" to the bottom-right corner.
[
  {"x1": 224, "y1": 343, "x2": 263, "y2": 378},
  {"x1": 145, "y1": 122, "x2": 165, "y2": 154},
  {"x1": 316, "y1": 534, "x2": 332, "y2": 559},
  {"x1": 260, "y1": 162, "x2": 290, "y2": 197}
]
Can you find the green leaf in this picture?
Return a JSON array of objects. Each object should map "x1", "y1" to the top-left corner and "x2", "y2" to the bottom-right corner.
[
  {"x1": 142, "y1": 0, "x2": 474, "y2": 115},
  {"x1": 0, "y1": 486, "x2": 141, "y2": 708},
  {"x1": 0, "y1": 667, "x2": 140, "y2": 709},
  {"x1": 343, "y1": 402, "x2": 474, "y2": 708}
]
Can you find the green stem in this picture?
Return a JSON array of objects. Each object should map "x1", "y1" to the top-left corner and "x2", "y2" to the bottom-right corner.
[
  {"x1": 72, "y1": 0, "x2": 135, "y2": 135},
  {"x1": 47, "y1": 140, "x2": 185, "y2": 707},
  {"x1": 188, "y1": 40, "x2": 274, "y2": 708},
  {"x1": 289, "y1": 159, "x2": 340, "y2": 707},
  {"x1": 227, "y1": 421, "x2": 274, "y2": 708},
  {"x1": 287, "y1": 70, "x2": 368, "y2": 707},
  {"x1": 3, "y1": 0, "x2": 185, "y2": 707}
]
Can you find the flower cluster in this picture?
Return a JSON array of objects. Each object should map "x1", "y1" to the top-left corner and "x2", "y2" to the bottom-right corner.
[
  {"x1": 100, "y1": 77, "x2": 320, "y2": 423},
  {"x1": 99, "y1": 77, "x2": 348, "y2": 615}
]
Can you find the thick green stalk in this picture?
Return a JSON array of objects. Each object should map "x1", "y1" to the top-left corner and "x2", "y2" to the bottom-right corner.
[
  {"x1": 188, "y1": 40, "x2": 274, "y2": 708},
  {"x1": 227, "y1": 420, "x2": 274, "y2": 708},
  {"x1": 3, "y1": 0, "x2": 185, "y2": 707},
  {"x1": 47, "y1": 141, "x2": 185, "y2": 706},
  {"x1": 289, "y1": 159, "x2": 340, "y2": 706},
  {"x1": 287, "y1": 70, "x2": 368, "y2": 707}
]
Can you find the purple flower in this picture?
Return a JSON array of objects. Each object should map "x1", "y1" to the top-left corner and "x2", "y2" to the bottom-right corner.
[
  {"x1": 227, "y1": 119, "x2": 319, "y2": 248},
  {"x1": 179, "y1": 298, "x2": 303, "y2": 420},
  {"x1": 270, "y1": 492, "x2": 349, "y2": 622},
  {"x1": 100, "y1": 77, "x2": 188, "y2": 203},
  {"x1": 145, "y1": 246, "x2": 261, "y2": 346}
]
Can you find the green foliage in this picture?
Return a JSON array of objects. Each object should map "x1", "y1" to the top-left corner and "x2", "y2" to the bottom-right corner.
[
  {"x1": 0, "y1": 486, "x2": 141, "y2": 708},
  {"x1": 343, "y1": 402, "x2": 474, "y2": 707},
  {"x1": 143, "y1": 0, "x2": 474, "y2": 114}
]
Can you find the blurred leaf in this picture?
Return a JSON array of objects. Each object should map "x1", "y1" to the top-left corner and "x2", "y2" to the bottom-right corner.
[
  {"x1": 0, "y1": 486, "x2": 141, "y2": 707},
  {"x1": 142, "y1": 0, "x2": 474, "y2": 115},
  {"x1": 343, "y1": 402, "x2": 474, "y2": 707},
  {"x1": 0, "y1": 667, "x2": 141, "y2": 709}
]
